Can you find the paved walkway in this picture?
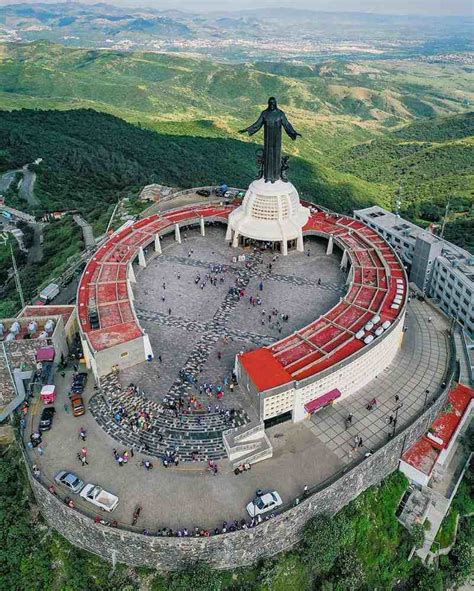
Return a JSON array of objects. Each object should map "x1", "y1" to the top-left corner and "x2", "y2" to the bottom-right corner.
[{"x1": 306, "y1": 298, "x2": 450, "y2": 462}]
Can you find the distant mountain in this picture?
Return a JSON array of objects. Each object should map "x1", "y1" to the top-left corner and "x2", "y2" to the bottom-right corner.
[{"x1": 0, "y1": 2, "x2": 472, "y2": 60}]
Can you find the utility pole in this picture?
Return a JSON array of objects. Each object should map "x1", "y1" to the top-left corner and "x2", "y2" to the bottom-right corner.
[
  {"x1": 440, "y1": 200, "x2": 450, "y2": 239},
  {"x1": 10, "y1": 242, "x2": 25, "y2": 309}
]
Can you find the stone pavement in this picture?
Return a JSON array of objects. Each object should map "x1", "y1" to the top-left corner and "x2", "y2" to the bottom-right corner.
[
  {"x1": 306, "y1": 298, "x2": 451, "y2": 462},
  {"x1": 125, "y1": 224, "x2": 345, "y2": 408},
  {"x1": 23, "y1": 284, "x2": 452, "y2": 533},
  {"x1": 25, "y1": 368, "x2": 343, "y2": 530}
]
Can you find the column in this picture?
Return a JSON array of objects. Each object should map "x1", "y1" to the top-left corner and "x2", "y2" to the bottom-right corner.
[
  {"x1": 282, "y1": 239, "x2": 288, "y2": 256},
  {"x1": 200, "y1": 216, "x2": 205, "y2": 237},
  {"x1": 154, "y1": 234, "x2": 162, "y2": 254},
  {"x1": 296, "y1": 231, "x2": 304, "y2": 253},
  {"x1": 128, "y1": 262, "x2": 136, "y2": 283},
  {"x1": 225, "y1": 224, "x2": 232, "y2": 242},
  {"x1": 175, "y1": 223, "x2": 181, "y2": 244},
  {"x1": 340, "y1": 249, "x2": 348, "y2": 270},
  {"x1": 232, "y1": 231, "x2": 239, "y2": 248},
  {"x1": 138, "y1": 247, "x2": 146, "y2": 268},
  {"x1": 326, "y1": 235, "x2": 334, "y2": 255}
]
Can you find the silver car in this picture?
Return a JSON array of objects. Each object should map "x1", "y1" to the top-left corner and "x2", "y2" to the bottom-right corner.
[{"x1": 54, "y1": 470, "x2": 85, "y2": 494}]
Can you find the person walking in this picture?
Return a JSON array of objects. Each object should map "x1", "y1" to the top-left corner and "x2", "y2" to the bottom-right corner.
[
  {"x1": 79, "y1": 427, "x2": 87, "y2": 442},
  {"x1": 345, "y1": 413, "x2": 353, "y2": 429}
]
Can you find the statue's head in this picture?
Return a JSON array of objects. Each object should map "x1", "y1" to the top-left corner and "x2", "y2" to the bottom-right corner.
[{"x1": 267, "y1": 97, "x2": 277, "y2": 111}]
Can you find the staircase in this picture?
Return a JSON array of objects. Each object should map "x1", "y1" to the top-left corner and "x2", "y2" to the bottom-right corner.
[{"x1": 223, "y1": 419, "x2": 273, "y2": 467}]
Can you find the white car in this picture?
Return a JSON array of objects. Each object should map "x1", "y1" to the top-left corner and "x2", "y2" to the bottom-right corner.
[
  {"x1": 246, "y1": 490, "x2": 282, "y2": 517},
  {"x1": 80, "y1": 483, "x2": 119, "y2": 512}
]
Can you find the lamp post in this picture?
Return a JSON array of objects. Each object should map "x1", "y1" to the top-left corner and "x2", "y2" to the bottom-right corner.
[{"x1": 392, "y1": 404, "x2": 401, "y2": 438}]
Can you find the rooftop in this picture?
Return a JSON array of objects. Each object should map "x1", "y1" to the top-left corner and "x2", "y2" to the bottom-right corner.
[
  {"x1": 19, "y1": 305, "x2": 75, "y2": 327},
  {"x1": 401, "y1": 382, "x2": 474, "y2": 475},
  {"x1": 240, "y1": 210, "x2": 407, "y2": 391},
  {"x1": 77, "y1": 204, "x2": 235, "y2": 351},
  {"x1": 355, "y1": 206, "x2": 474, "y2": 285}
]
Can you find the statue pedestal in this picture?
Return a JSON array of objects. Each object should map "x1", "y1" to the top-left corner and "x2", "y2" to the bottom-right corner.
[{"x1": 227, "y1": 178, "x2": 309, "y2": 255}]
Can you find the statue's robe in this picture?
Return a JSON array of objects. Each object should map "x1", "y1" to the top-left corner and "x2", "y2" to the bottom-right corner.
[{"x1": 245, "y1": 108, "x2": 298, "y2": 183}]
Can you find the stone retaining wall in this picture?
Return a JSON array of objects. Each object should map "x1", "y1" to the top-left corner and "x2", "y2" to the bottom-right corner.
[{"x1": 28, "y1": 379, "x2": 452, "y2": 570}]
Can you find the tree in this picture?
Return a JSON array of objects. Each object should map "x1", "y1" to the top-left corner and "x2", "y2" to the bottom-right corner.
[
  {"x1": 443, "y1": 539, "x2": 473, "y2": 587},
  {"x1": 411, "y1": 523, "x2": 425, "y2": 549},
  {"x1": 407, "y1": 563, "x2": 444, "y2": 591},
  {"x1": 332, "y1": 549, "x2": 366, "y2": 591},
  {"x1": 301, "y1": 514, "x2": 351, "y2": 576},
  {"x1": 166, "y1": 563, "x2": 223, "y2": 591}
]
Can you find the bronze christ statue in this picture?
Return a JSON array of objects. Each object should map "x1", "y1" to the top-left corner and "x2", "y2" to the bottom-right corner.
[{"x1": 239, "y1": 97, "x2": 301, "y2": 183}]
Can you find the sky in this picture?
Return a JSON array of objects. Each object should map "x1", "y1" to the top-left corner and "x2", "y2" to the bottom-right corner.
[{"x1": 0, "y1": 0, "x2": 472, "y2": 16}]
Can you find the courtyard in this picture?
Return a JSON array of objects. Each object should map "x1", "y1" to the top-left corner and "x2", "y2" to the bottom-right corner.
[{"x1": 23, "y1": 224, "x2": 452, "y2": 534}]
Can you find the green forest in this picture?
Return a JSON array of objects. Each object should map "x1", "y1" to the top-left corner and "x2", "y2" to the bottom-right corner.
[{"x1": 1, "y1": 438, "x2": 472, "y2": 591}]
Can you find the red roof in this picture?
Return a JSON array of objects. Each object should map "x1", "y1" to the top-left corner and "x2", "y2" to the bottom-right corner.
[
  {"x1": 402, "y1": 437, "x2": 440, "y2": 476},
  {"x1": 19, "y1": 305, "x2": 75, "y2": 326},
  {"x1": 78, "y1": 204, "x2": 234, "y2": 352},
  {"x1": 239, "y1": 348, "x2": 293, "y2": 391},
  {"x1": 402, "y1": 383, "x2": 473, "y2": 474},
  {"x1": 305, "y1": 388, "x2": 341, "y2": 413},
  {"x1": 241, "y1": 209, "x2": 407, "y2": 391},
  {"x1": 428, "y1": 384, "x2": 474, "y2": 449}
]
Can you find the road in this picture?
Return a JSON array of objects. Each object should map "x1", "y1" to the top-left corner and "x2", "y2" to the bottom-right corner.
[
  {"x1": 27, "y1": 222, "x2": 43, "y2": 264},
  {"x1": 19, "y1": 165, "x2": 39, "y2": 207}
]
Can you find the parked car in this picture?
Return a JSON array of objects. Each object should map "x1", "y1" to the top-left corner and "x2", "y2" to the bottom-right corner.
[
  {"x1": 72, "y1": 374, "x2": 87, "y2": 393},
  {"x1": 70, "y1": 393, "x2": 86, "y2": 417},
  {"x1": 54, "y1": 470, "x2": 85, "y2": 493},
  {"x1": 196, "y1": 189, "x2": 210, "y2": 197},
  {"x1": 224, "y1": 189, "x2": 240, "y2": 198},
  {"x1": 246, "y1": 490, "x2": 282, "y2": 517},
  {"x1": 39, "y1": 406, "x2": 56, "y2": 431},
  {"x1": 80, "y1": 484, "x2": 119, "y2": 512}
]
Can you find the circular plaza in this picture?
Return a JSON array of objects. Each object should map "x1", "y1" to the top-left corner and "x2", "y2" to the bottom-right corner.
[{"x1": 23, "y1": 192, "x2": 453, "y2": 561}]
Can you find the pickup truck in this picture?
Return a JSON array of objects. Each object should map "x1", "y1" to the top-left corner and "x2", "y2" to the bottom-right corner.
[{"x1": 80, "y1": 484, "x2": 119, "y2": 512}]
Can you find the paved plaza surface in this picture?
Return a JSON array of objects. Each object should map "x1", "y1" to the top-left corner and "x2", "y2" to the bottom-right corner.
[
  {"x1": 25, "y1": 223, "x2": 452, "y2": 533},
  {"x1": 124, "y1": 224, "x2": 345, "y2": 405},
  {"x1": 307, "y1": 298, "x2": 451, "y2": 461}
]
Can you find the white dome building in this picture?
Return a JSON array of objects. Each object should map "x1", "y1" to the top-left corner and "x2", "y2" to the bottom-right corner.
[{"x1": 226, "y1": 177, "x2": 310, "y2": 255}]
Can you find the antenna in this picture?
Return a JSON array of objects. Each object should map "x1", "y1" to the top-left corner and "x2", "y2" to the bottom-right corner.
[
  {"x1": 10, "y1": 242, "x2": 25, "y2": 309},
  {"x1": 440, "y1": 200, "x2": 450, "y2": 240},
  {"x1": 394, "y1": 186, "x2": 402, "y2": 217}
]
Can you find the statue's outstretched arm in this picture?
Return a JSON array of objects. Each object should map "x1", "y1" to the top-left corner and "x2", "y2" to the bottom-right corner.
[
  {"x1": 239, "y1": 112, "x2": 264, "y2": 135},
  {"x1": 281, "y1": 113, "x2": 302, "y2": 140}
]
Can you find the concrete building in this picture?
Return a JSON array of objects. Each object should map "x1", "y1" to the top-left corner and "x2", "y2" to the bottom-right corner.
[
  {"x1": 237, "y1": 210, "x2": 408, "y2": 425},
  {"x1": 354, "y1": 206, "x2": 474, "y2": 338},
  {"x1": 0, "y1": 306, "x2": 75, "y2": 420}
]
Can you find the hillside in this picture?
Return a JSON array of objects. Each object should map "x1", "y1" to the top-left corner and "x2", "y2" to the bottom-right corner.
[
  {"x1": 0, "y1": 42, "x2": 472, "y2": 253},
  {"x1": 0, "y1": 108, "x2": 378, "y2": 221},
  {"x1": 335, "y1": 112, "x2": 474, "y2": 250},
  {"x1": 0, "y1": 41, "x2": 472, "y2": 213}
]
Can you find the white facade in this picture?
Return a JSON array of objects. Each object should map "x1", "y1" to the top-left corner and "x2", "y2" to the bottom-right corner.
[
  {"x1": 227, "y1": 178, "x2": 309, "y2": 255},
  {"x1": 260, "y1": 313, "x2": 405, "y2": 423},
  {"x1": 354, "y1": 206, "x2": 474, "y2": 338}
]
